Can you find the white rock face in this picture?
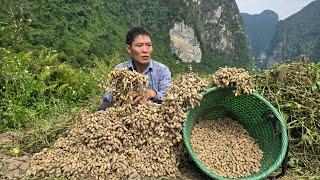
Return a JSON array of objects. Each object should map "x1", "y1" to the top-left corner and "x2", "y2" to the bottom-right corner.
[
  {"x1": 192, "y1": 0, "x2": 202, "y2": 5},
  {"x1": 213, "y1": 6, "x2": 222, "y2": 21},
  {"x1": 215, "y1": 24, "x2": 234, "y2": 52},
  {"x1": 169, "y1": 21, "x2": 202, "y2": 63},
  {"x1": 202, "y1": 4, "x2": 235, "y2": 55},
  {"x1": 206, "y1": 6, "x2": 222, "y2": 24}
]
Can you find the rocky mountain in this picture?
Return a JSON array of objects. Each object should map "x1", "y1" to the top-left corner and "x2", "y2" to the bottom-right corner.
[
  {"x1": 241, "y1": 10, "x2": 278, "y2": 68},
  {"x1": 0, "y1": 0, "x2": 253, "y2": 73},
  {"x1": 267, "y1": 0, "x2": 320, "y2": 67}
]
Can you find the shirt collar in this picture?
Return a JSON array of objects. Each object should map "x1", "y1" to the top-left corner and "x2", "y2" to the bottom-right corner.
[{"x1": 128, "y1": 59, "x2": 153, "y2": 73}]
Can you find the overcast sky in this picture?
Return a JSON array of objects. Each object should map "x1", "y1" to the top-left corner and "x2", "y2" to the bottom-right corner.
[{"x1": 235, "y1": 0, "x2": 314, "y2": 20}]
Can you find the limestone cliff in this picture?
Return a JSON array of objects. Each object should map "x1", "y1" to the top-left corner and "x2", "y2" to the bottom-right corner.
[
  {"x1": 169, "y1": 0, "x2": 253, "y2": 70},
  {"x1": 169, "y1": 21, "x2": 202, "y2": 63}
]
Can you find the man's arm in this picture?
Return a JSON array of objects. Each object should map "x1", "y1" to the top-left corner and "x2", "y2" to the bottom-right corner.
[
  {"x1": 154, "y1": 67, "x2": 172, "y2": 103},
  {"x1": 98, "y1": 93, "x2": 112, "y2": 111},
  {"x1": 98, "y1": 64, "x2": 126, "y2": 111},
  {"x1": 132, "y1": 67, "x2": 171, "y2": 104}
]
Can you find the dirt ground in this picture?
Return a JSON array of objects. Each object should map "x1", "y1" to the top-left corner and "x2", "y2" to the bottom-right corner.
[
  {"x1": 0, "y1": 154, "x2": 30, "y2": 179},
  {"x1": 0, "y1": 131, "x2": 30, "y2": 179}
]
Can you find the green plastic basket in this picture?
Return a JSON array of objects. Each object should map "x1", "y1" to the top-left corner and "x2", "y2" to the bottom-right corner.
[{"x1": 182, "y1": 87, "x2": 288, "y2": 180}]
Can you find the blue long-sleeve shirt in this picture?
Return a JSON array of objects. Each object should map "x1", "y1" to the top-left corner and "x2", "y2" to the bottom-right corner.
[{"x1": 102, "y1": 59, "x2": 172, "y2": 104}]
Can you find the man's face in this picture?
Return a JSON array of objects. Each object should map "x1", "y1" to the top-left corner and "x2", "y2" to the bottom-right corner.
[{"x1": 126, "y1": 35, "x2": 153, "y2": 65}]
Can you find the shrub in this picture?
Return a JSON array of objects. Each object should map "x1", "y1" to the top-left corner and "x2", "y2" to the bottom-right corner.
[{"x1": 0, "y1": 48, "x2": 116, "y2": 132}]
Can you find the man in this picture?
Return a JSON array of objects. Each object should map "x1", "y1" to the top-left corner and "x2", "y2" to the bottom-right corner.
[{"x1": 98, "y1": 27, "x2": 172, "y2": 110}]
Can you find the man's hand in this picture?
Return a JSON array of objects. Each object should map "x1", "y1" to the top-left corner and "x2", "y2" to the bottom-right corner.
[{"x1": 131, "y1": 89, "x2": 157, "y2": 104}]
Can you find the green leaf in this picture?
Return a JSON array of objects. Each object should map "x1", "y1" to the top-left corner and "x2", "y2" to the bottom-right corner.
[
  {"x1": 39, "y1": 67, "x2": 52, "y2": 81},
  {"x1": 45, "y1": 84, "x2": 58, "y2": 91},
  {"x1": 57, "y1": 83, "x2": 70, "y2": 93},
  {"x1": 312, "y1": 83, "x2": 319, "y2": 92},
  {"x1": 10, "y1": 147, "x2": 20, "y2": 156}
]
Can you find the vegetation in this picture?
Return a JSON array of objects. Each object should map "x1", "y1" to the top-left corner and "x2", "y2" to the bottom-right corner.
[
  {"x1": 254, "y1": 59, "x2": 320, "y2": 177},
  {"x1": 0, "y1": 0, "x2": 128, "y2": 67},
  {"x1": 0, "y1": 48, "x2": 119, "y2": 133},
  {"x1": 0, "y1": 0, "x2": 187, "y2": 73}
]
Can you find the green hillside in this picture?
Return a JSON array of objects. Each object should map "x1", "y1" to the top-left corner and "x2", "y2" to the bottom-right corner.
[
  {"x1": 268, "y1": 0, "x2": 320, "y2": 66},
  {"x1": 0, "y1": 0, "x2": 252, "y2": 73},
  {"x1": 0, "y1": 0, "x2": 182, "y2": 72}
]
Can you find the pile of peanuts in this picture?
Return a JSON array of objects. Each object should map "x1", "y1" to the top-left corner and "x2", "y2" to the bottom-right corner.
[
  {"x1": 191, "y1": 118, "x2": 263, "y2": 178},
  {"x1": 98, "y1": 68, "x2": 148, "y2": 106},
  {"x1": 211, "y1": 67, "x2": 254, "y2": 96},
  {"x1": 27, "y1": 70, "x2": 208, "y2": 179}
]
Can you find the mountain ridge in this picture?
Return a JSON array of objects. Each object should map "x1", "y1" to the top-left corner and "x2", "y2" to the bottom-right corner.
[
  {"x1": 267, "y1": 0, "x2": 320, "y2": 66},
  {"x1": 240, "y1": 10, "x2": 278, "y2": 68}
]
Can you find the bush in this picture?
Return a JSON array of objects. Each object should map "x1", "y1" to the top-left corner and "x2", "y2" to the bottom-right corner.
[{"x1": 0, "y1": 48, "x2": 116, "y2": 132}]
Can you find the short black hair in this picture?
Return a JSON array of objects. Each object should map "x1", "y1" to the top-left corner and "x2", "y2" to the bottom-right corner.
[{"x1": 126, "y1": 27, "x2": 152, "y2": 45}]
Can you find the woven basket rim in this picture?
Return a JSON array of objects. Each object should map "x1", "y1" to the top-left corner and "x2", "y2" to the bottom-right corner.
[{"x1": 182, "y1": 87, "x2": 288, "y2": 180}]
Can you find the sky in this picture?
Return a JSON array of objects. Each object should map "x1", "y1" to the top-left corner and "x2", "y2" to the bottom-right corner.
[{"x1": 235, "y1": 0, "x2": 314, "y2": 20}]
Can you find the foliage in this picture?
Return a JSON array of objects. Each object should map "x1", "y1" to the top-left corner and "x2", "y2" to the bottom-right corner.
[
  {"x1": 18, "y1": 110, "x2": 79, "y2": 154},
  {"x1": 0, "y1": 0, "x2": 127, "y2": 67},
  {"x1": 254, "y1": 59, "x2": 320, "y2": 176},
  {"x1": 0, "y1": 48, "x2": 117, "y2": 133}
]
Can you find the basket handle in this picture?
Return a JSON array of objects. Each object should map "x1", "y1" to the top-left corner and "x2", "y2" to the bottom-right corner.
[
  {"x1": 262, "y1": 112, "x2": 289, "y2": 179},
  {"x1": 267, "y1": 144, "x2": 289, "y2": 179}
]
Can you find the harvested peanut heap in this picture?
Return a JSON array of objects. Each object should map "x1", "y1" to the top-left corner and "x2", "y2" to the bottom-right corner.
[
  {"x1": 27, "y1": 69, "x2": 208, "y2": 179},
  {"x1": 212, "y1": 67, "x2": 254, "y2": 96},
  {"x1": 166, "y1": 73, "x2": 208, "y2": 110},
  {"x1": 98, "y1": 68, "x2": 148, "y2": 106},
  {"x1": 191, "y1": 118, "x2": 263, "y2": 178}
]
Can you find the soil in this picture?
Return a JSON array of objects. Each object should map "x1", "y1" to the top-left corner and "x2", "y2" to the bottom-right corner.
[
  {"x1": 0, "y1": 154, "x2": 30, "y2": 179},
  {"x1": 0, "y1": 131, "x2": 30, "y2": 179}
]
